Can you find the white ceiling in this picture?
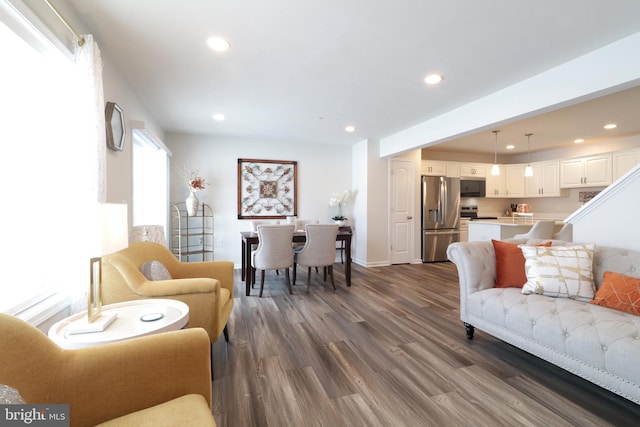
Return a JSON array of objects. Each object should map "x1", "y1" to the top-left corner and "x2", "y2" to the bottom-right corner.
[{"x1": 57, "y1": 0, "x2": 640, "y2": 153}]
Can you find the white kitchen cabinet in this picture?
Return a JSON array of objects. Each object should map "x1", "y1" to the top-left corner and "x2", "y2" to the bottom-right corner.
[
  {"x1": 421, "y1": 160, "x2": 460, "y2": 177},
  {"x1": 421, "y1": 160, "x2": 447, "y2": 176},
  {"x1": 505, "y1": 164, "x2": 525, "y2": 197},
  {"x1": 460, "y1": 163, "x2": 486, "y2": 178},
  {"x1": 560, "y1": 154, "x2": 611, "y2": 188},
  {"x1": 525, "y1": 161, "x2": 561, "y2": 197},
  {"x1": 613, "y1": 149, "x2": 640, "y2": 181},
  {"x1": 485, "y1": 164, "x2": 525, "y2": 198},
  {"x1": 485, "y1": 165, "x2": 505, "y2": 197}
]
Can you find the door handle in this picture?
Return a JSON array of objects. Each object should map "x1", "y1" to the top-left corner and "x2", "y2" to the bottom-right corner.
[{"x1": 407, "y1": 216, "x2": 412, "y2": 220}]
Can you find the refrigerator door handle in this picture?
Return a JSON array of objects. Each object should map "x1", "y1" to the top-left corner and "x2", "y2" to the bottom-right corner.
[{"x1": 440, "y1": 178, "x2": 447, "y2": 225}]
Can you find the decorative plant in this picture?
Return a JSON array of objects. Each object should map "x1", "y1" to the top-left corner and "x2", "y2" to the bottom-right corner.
[
  {"x1": 329, "y1": 190, "x2": 351, "y2": 221},
  {"x1": 188, "y1": 171, "x2": 209, "y2": 192},
  {"x1": 173, "y1": 163, "x2": 210, "y2": 193}
]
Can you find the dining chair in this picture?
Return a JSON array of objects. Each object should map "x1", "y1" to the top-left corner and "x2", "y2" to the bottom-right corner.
[
  {"x1": 513, "y1": 220, "x2": 556, "y2": 240},
  {"x1": 293, "y1": 224, "x2": 340, "y2": 292},
  {"x1": 251, "y1": 224, "x2": 295, "y2": 297}
]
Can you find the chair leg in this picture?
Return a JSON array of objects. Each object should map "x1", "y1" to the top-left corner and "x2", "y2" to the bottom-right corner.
[
  {"x1": 223, "y1": 325, "x2": 229, "y2": 342},
  {"x1": 307, "y1": 267, "x2": 312, "y2": 293},
  {"x1": 292, "y1": 263, "x2": 297, "y2": 285},
  {"x1": 323, "y1": 267, "x2": 327, "y2": 282},
  {"x1": 329, "y1": 266, "x2": 336, "y2": 290},
  {"x1": 259, "y1": 270, "x2": 266, "y2": 297},
  {"x1": 285, "y1": 268, "x2": 293, "y2": 295}
]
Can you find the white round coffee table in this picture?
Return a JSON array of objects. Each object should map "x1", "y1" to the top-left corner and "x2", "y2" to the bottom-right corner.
[{"x1": 48, "y1": 299, "x2": 189, "y2": 349}]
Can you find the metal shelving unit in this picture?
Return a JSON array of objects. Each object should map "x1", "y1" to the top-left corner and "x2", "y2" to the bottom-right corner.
[{"x1": 171, "y1": 202, "x2": 214, "y2": 262}]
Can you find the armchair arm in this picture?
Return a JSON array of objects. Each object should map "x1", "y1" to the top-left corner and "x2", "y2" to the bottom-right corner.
[
  {"x1": 136, "y1": 277, "x2": 220, "y2": 297},
  {"x1": 49, "y1": 328, "x2": 211, "y2": 427}
]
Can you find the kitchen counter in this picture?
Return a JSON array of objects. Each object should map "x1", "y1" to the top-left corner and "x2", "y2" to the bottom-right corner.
[{"x1": 468, "y1": 218, "x2": 565, "y2": 241}]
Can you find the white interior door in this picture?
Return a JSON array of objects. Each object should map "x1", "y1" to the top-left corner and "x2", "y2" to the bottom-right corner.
[{"x1": 390, "y1": 159, "x2": 414, "y2": 264}]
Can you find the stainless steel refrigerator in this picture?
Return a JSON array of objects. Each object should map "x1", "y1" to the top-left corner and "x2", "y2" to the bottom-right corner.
[{"x1": 422, "y1": 176, "x2": 460, "y2": 262}]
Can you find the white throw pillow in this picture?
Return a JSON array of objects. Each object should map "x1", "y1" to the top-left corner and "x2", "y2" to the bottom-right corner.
[
  {"x1": 140, "y1": 260, "x2": 172, "y2": 281},
  {"x1": 521, "y1": 243, "x2": 595, "y2": 302}
]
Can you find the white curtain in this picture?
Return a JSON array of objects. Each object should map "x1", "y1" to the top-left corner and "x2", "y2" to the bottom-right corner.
[
  {"x1": 75, "y1": 34, "x2": 107, "y2": 203},
  {"x1": 68, "y1": 34, "x2": 107, "y2": 314}
]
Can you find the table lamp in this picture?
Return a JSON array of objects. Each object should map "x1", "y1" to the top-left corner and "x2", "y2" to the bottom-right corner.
[{"x1": 69, "y1": 203, "x2": 128, "y2": 334}]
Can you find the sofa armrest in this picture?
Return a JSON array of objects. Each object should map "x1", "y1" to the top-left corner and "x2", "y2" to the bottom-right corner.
[
  {"x1": 447, "y1": 241, "x2": 497, "y2": 321},
  {"x1": 49, "y1": 328, "x2": 212, "y2": 427},
  {"x1": 170, "y1": 260, "x2": 235, "y2": 295}
]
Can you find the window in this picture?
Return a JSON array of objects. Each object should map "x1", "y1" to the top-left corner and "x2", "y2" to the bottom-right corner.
[
  {"x1": 132, "y1": 128, "x2": 170, "y2": 236},
  {"x1": 0, "y1": 4, "x2": 97, "y2": 315}
]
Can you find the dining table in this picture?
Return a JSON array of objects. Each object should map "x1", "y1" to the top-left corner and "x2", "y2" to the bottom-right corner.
[{"x1": 240, "y1": 227, "x2": 352, "y2": 296}]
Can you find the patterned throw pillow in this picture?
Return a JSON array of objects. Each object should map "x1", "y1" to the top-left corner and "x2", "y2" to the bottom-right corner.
[
  {"x1": 492, "y1": 239, "x2": 552, "y2": 288},
  {"x1": 0, "y1": 384, "x2": 25, "y2": 404},
  {"x1": 140, "y1": 260, "x2": 172, "y2": 281},
  {"x1": 590, "y1": 271, "x2": 640, "y2": 315},
  {"x1": 521, "y1": 243, "x2": 596, "y2": 302}
]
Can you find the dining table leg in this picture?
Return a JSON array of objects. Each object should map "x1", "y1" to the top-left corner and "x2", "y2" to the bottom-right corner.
[
  {"x1": 241, "y1": 238, "x2": 246, "y2": 281},
  {"x1": 345, "y1": 235, "x2": 351, "y2": 287},
  {"x1": 244, "y1": 239, "x2": 253, "y2": 296}
]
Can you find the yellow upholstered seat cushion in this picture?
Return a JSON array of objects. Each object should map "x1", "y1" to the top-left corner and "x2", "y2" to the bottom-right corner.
[{"x1": 95, "y1": 394, "x2": 215, "y2": 427}]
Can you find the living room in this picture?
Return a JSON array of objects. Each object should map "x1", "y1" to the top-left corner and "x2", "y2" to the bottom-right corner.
[{"x1": 2, "y1": 1, "x2": 640, "y2": 426}]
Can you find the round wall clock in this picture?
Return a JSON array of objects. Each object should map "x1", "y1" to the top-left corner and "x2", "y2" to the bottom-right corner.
[{"x1": 105, "y1": 102, "x2": 125, "y2": 151}]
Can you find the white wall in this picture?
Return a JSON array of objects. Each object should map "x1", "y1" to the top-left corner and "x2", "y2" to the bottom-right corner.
[
  {"x1": 165, "y1": 133, "x2": 352, "y2": 266},
  {"x1": 101, "y1": 50, "x2": 165, "y2": 215}
]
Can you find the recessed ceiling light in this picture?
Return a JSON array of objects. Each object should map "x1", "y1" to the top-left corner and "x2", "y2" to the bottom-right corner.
[
  {"x1": 424, "y1": 74, "x2": 443, "y2": 85},
  {"x1": 212, "y1": 113, "x2": 226, "y2": 121},
  {"x1": 506, "y1": 145, "x2": 515, "y2": 150},
  {"x1": 574, "y1": 138, "x2": 584, "y2": 143},
  {"x1": 206, "y1": 37, "x2": 230, "y2": 52},
  {"x1": 345, "y1": 125, "x2": 356, "y2": 133},
  {"x1": 603, "y1": 123, "x2": 617, "y2": 130}
]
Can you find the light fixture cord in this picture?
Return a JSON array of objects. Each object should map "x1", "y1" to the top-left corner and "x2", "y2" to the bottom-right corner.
[
  {"x1": 526, "y1": 133, "x2": 532, "y2": 164},
  {"x1": 493, "y1": 130, "x2": 499, "y2": 164}
]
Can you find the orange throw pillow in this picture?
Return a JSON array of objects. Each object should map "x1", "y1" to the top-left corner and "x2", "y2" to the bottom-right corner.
[
  {"x1": 590, "y1": 271, "x2": 640, "y2": 315},
  {"x1": 492, "y1": 239, "x2": 552, "y2": 288}
]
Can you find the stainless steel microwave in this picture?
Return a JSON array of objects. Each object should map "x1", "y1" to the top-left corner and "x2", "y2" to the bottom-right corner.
[{"x1": 460, "y1": 179, "x2": 486, "y2": 197}]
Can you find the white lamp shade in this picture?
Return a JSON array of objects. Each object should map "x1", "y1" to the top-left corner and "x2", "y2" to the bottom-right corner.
[
  {"x1": 524, "y1": 165, "x2": 534, "y2": 177},
  {"x1": 491, "y1": 164, "x2": 500, "y2": 176},
  {"x1": 92, "y1": 203, "x2": 129, "y2": 256}
]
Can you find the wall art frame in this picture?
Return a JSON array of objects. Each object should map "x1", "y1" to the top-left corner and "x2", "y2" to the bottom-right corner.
[
  {"x1": 237, "y1": 158, "x2": 297, "y2": 219},
  {"x1": 105, "y1": 101, "x2": 125, "y2": 151}
]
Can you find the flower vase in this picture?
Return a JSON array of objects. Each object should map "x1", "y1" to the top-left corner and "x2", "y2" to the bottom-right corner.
[
  {"x1": 186, "y1": 190, "x2": 199, "y2": 216},
  {"x1": 335, "y1": 220, "x2": 346, "y2": 227}
]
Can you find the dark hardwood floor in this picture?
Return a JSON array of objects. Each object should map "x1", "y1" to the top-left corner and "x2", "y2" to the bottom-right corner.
[{"x1": 211, "y1": 261, "x2": 640, "y2": 426}]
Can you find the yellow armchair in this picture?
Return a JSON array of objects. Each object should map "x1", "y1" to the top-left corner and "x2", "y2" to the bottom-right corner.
[
  {"x1": 0, "y1": 313, "x2": 215, "y2": 427},
  {"x1": 102, "y1": 241, "x2": 233, "y2": 343}
]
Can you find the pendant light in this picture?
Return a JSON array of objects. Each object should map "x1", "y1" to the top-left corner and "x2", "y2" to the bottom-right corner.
[
  {"x1": 524, "y1": 133, "x2": 533, "y2": 177},
  {"x1": 491, "y1": 130, "x2": 500, "y2": 176}
]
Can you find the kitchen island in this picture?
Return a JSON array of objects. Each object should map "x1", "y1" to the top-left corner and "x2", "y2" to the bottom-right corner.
[{"x1": 467, "y1": 217, "x2": 565, "y2": 241}]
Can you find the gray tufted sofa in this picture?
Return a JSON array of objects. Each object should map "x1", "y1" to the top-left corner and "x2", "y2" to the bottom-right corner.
[{"x1": 447, "y1": 239, "x2": 640, "y2": 404}]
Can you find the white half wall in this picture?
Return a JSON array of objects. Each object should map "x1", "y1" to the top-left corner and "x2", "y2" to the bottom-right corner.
[{"x1": 566, "y1": 163, "x2": 640, "y2": 251}]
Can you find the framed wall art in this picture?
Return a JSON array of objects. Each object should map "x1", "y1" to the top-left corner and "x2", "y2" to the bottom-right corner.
[{"x1": 237, "y1": 158, "x2": 297, "y2": 219}]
